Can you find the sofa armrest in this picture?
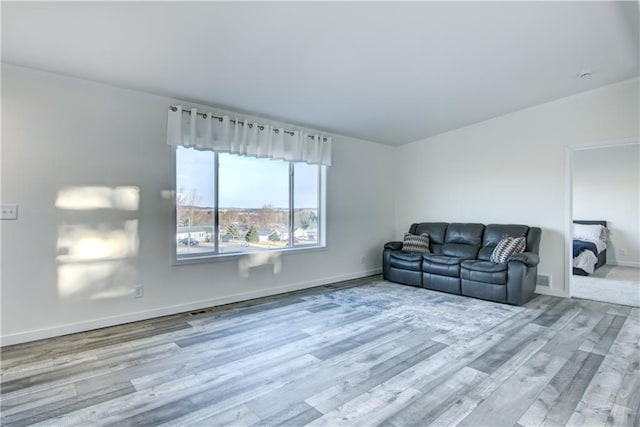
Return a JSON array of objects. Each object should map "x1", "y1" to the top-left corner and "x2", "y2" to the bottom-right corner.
[
  {"x1": 384, "y1": 241, "x2": 403, "y2": 251},
  {"x1": 383, "y1": 241, "x2": 403, "y2": 281},
  {"x1": 509, "y1": 252, "x2": 539, "y2": 267}
]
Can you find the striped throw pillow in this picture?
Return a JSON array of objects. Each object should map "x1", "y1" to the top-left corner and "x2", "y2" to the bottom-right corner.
[
  {"x1": 490, "y1": 237, "x2": 526, "y2": 263},
  {"x1": 402, "y1": 232, "x2": 430, "y2": 254}
]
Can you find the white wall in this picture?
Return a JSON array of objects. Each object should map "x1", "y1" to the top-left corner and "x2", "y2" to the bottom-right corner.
[
  {"x1": 2, "y1": 65, "x2": 638, "y2": 345},
  {"x1": 0, "y1": 65, "x2": 397, "y2": 345},
  {"x1": 573, "y1": 143, "x2": 640, "y2": 267},
  {"x1": 395, "y1": 78, "x2": 639, "y2": 296}
]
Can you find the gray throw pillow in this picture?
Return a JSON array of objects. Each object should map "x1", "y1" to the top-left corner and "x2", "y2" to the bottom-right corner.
[
  {"x1": 402, "y1": 232, "x2": 430, "y2": 254},
  {"x1": 490, "y1": 236, "x2": 526, "y2": 263}
]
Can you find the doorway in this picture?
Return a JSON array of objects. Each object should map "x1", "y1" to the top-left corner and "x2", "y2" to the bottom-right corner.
[{"x1": 567, "y1": 140, "x2": 640, "y2": 306}]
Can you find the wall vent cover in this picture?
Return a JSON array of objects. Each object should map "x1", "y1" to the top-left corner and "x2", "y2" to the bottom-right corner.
[{"x1": 537, "y1": 274, "x2": 551, "y2": 287}]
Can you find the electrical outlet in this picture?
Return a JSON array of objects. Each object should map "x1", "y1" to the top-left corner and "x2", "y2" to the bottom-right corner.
[
  {"x1": 360, "y1": 255, "x2": 366, "y2": 265},
  {"x1": 1, "y1": 204, "x2": 18, "y2": 220},
  {"x1": 619, "y1": 248, "x2": 626, "y2": 256},
  {"x1": 134, "y1": 285, "x2": 144, "y2": 299}
]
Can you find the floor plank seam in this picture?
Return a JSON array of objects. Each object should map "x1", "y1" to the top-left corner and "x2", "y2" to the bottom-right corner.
[{"x1": 2, "y1": 277, "x2": 637, "y2": 427}]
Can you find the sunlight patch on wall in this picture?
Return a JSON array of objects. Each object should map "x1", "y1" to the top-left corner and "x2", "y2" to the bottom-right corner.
[
  {"x1": 238, "y1": 252, "x2": 282, "y2": 278},
  {"x1": 57, "y1": 220, "x2": 138, "y2": 262},
  {"x1": 57, "y1": 260, "x2": 137, "y2": 300},
  {"x1": 56, "y1": 221, "x2": 139, "y2": 301},
  {"x1": 55, "y1": 186, "x2": 140, "y2": 210},
  {"x1": 56, "y1": 185, "x2": 140, "y2": 301}
]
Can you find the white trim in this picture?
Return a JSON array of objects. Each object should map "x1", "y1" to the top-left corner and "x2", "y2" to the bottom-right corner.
[
  {"x1": 0, "y1": 269, "x2": 382, "y2": 347},
  {"x1": 567, "y1": 139, "x2": 639, "y2": 151},
  {"x1": 564, "y1": 144, "x2": 573, "y2": 296},
  {"x1": 565, "y1": 137, "x2": 639, "y2": 298},
  {"x1": 535, "y1": 286, "x2": 569, "y2": 298},
  {"x1": 319, "y1": 165, "x2": 327, "y2": 247},
  {"x1": 174, "y1": 244, "x2": 328, "y2": 266}
]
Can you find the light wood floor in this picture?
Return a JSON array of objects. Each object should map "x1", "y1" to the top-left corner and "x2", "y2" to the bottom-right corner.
[{"x1": 1, "y1": 276, "x2": 638, "y2": 427}]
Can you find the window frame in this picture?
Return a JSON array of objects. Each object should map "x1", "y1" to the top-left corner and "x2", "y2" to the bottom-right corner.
[{"x1": 172, "y1": 148, "x2": 326, "y2": 265}]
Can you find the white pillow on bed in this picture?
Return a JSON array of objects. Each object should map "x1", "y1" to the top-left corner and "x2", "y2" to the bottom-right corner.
[{"x1": 573, "y1": 223, "x2": 605, "y2": 242}]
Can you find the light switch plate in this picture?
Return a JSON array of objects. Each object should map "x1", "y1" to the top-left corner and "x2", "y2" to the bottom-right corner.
[{"x1": 1, "y1": 204, "x2": 18, "y2": 220}]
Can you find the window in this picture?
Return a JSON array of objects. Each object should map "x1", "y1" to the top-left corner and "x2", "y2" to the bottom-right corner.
[{"x1": 175, "y1": 146, "x2": 325, "y2": 261}]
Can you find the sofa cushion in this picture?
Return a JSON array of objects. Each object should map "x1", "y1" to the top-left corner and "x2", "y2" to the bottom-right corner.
[
  {"x1": 441, "y1": 223, "x2": 485, "y2": 259},
  {"x1": 445, "y1": 223, "x2": 485, "y2": 246},
  {"x1": 422, "y1": 254, "x2": 463, "y2": 277},
  {"x1": 387, "y1": 267, "x2": 422, "y2": 287},
  {"x1": 402, "y1": 232, "x2": 430, "y2": 254},
  {"x1": 423, "y1": 273, "x2": 461, "y2": 294},
  {"x1": 490, "y1": 237, "x2": 526, "y2": 263},
  {"x1": 389, "y1": 251, "x2": 423, "y2": 271},
  {"x1": 461, "y1": 260, "x2": 508, "y2": 284},
  {"x1": 384, "y1": 241, "x2": 403, "y2": 251},
  {"x1": 461, "y1": 280, "x2": 507, "y2": 302}
]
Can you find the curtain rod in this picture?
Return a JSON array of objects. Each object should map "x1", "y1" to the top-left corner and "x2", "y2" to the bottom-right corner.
[{"x1": 169, "y1": 106, "x2": 329, "y2": 142}]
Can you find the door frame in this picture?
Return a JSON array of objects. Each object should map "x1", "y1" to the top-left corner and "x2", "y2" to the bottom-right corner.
[{"x1": 565, "y1": 138, "x2": 639, "y2": 297}]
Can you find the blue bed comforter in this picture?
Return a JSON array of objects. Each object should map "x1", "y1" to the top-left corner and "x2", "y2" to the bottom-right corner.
[{"x1": 573, "y1": 240, "x2": 598, "y2": 258}]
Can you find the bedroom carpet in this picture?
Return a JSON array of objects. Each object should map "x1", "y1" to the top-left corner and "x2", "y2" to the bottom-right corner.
[
  {"x1": 571, "y1": 266, "x2": 640, "y2": 307},
  {"x1": 591, "y1": 265, "x2": 640, "y2": 281}
]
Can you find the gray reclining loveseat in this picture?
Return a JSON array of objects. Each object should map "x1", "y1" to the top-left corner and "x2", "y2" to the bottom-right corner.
[{"x1": 383, "y1": 222, "x2": 541, "y2": 305}]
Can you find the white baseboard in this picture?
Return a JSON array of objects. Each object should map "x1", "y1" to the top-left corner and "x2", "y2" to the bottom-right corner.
[
  {"x1": 0, "y1": 269, "x2": 382, "y2": 347},
  {"x1": 535, "y1": 286, "x2": 569, "y2": 298},
  {"x1": 612, "y1": 261, "x2": 640, "y2": 268}
]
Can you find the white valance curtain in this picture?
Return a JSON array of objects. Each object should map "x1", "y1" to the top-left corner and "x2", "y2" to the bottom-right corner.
[{"x1": 166, "y1": 105, "x2": 332, "y2": 166}]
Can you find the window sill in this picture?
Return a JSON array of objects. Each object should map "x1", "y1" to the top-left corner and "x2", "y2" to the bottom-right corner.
[{"x1": 173, "y1": 244, "x2": 327, "y2": 266}]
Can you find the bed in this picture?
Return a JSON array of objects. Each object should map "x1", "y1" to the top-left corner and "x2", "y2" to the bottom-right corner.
[{"x1": 573, "y1": 220, "x2": 608, "y2": 276}]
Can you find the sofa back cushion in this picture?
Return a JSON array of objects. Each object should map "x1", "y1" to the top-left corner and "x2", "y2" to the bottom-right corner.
[
  {"x1": 441, "y1": 223, "x2": 485, "y2": 259},
  {"x1": 478, "y1": 224, "x2": 529, "y2": 261},
  {"x1": 409, "y1": 222, "x2": 448, "y2": 254},
  {"x1": 526, "y1": 227, "x2": 542, "y2": 254}
]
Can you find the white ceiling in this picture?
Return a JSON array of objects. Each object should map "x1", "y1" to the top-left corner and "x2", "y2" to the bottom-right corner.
[{"x1": 2, "y1": 1, "x2": 639, "y2": 146}]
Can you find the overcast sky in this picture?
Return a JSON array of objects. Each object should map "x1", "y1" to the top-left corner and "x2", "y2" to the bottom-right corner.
[{"x1": 176, "y1": 147, "x2": 319, "y2": 209}]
